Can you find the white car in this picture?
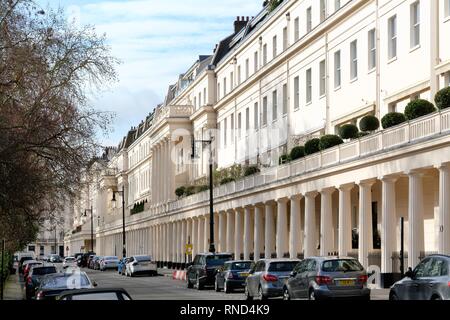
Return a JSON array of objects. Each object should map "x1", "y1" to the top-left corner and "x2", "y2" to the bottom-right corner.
[
  {"x1": 63, "y1": 257, "x2": 77, "y2": 269},
  {"x1": 125, "y1": 255, "x2": 157, "y2": 277},
  {"x1": 99, "y1": 256, "x2": 120, "y2": 271}
]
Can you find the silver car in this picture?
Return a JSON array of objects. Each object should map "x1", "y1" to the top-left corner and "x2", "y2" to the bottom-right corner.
[
  {"x1": 245, "y1": 259, "x2": 300, "y2": 300},
  {"x1": 389, "y1": 254, "x2": 450, "y2": 300},
  {"x1": 100, "y1": 256, "x2": 120, "y2": 271},
  {"x1": 283, "y1": 256, "x2": 370, "y2": 300}
]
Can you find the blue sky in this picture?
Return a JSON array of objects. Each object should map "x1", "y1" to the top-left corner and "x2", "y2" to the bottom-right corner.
[{"x1": 37, "y1": 0, "x2": 263, "y2": 146}]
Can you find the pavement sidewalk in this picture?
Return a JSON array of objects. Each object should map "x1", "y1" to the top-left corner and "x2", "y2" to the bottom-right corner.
[{"x1": 3, "y1": 273, "x2": 23, "y2": 300}]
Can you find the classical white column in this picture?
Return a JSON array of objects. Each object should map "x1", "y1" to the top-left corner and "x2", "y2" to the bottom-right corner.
[
  {"x1": 381, "y1": 176, "x2": 398, "y2": 274},
  {"x1": 276, "y1": 198, "x2": 289, "y2": 258},
  {"x1": 162, "y1": 140, "x2": 168, "y2": 203},
  {"x1": 180, "y1": 220, "x2": 186, "y2": 263},
  {"x1": 289, "y1": 195, "x2": 302, "y2": 259},
  {"x1": 173, "y1": 222, "x2": 178, "y2": 264},
  {"x1": 226, "y1": 210, "x2": 235, "y2": 253},
  {"x1": 192, "y1": 218, "x2": 198, "y2": 258},
  {"x1": 156, "y1": 144, "x2": 161, "y2": 204},
  {"x1": 243, "y1": 206, "x2": 253, "y2": 260},
  {"x1": 234, "y1": 209, "x2": 244, "y2": 260},
  {"x1": 338, "y1": 183, "x2": 354, "y2": 257},
  {"x1": 408, "y1": 170, "x2": 425, "y2": 268},
  {"x1": 438, "y1": 163, "x2": 450, "y2": 255},
  {"x1": 254, "y1": 205, "x2": 264, "y2": 260},
  {"x1": 214, "y1": 213, "x2": 219, "y2": 251},
  {"x1": 198, "y1": 216, "x2": 205, "y2": 253},
  {"x1": 186, "y1": 219, "x2": 192, "y2": 262},
  {"x1": 358, "y1": 179, "x2": 375, "y2": 269},
  {"x1": 320, "y1": 188, "x2": 335, "y2": 256},
  {"x1": 204, "y1": 215, "x2": 210, "y2": 253},
  {"x1": 167, "y1": 139, "x2": 175, "y2": 202},
  {"x1": 218, "y1": 212, "x2": 226, "y2": 252},
  {"x1": 161, "y1": 224, "x2": 165, "y2": 262},
  {"x1": 166, "y1": 223, "x2": 171, "y2": 263},
  {"x1": 304, "y1": 192, "x2": 318, "y2": 258},
  {"x1": 264, "y1": 202, "x2": 275, "y2": 258},
  {"x1": 151, "y1": 148, "x2": 157, "y2": 203}
]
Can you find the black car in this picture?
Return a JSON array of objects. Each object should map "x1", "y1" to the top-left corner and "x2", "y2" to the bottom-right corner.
[
  {"x1": 389, "y1": 254, "x2": 450, "y2": 300},
  {"x1": 35, "y1": 272, "x2": 96, "y2": 300},
  {"x1": 57, "y1": 288, "x2": 132, "y2": 300},
  {"x1": 80, "y1": 252, "x2": 96, "y2": 268},
  {"x1": 186, "y1": 253, "x2": 233, "y2": 290},
  {"x1": 24, "y1": 265, "x2": 57, "y2": 300},
  {"x1": 215, "y1": 260, "x2": 254, "y2": 293},
  {"x1": 18, "y1": 256, "x2": 34, "y2": 274}
]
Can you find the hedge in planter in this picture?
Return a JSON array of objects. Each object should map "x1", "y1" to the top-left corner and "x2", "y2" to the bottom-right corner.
[
  {"x1": 435, "y1": 87, "x2": 450, "y2": 110},
  {"x1": 220, "y1": 177, "x2": 235, "y2": 185},
  {"x1": 359, "y1": 115, "x2": 380, "y2": 132},
  {"x1": 185, "y1": 186, "x2": 196, "y2": 196},
  {"x1": 319, "y1": 134, "x2": 343, "y2": 151},
  {"x1": 244, "y1": 165, "x2": 260, "y2": 177},
  {"x1": 196, "y1": 185, "x2": 209, "y2": 192},
  {"x1": 381, "y1": 112, "x2": 406, "y2": 129},
  {"x1": 175, "y1": 186, "x2": 186, "y2": 198},
  {"x1": 404, "y1": 99, "x2": 436, "y2": 120},
  {"x1": 290, "y1": 146, "x2": 305, "y2": 161},
  {"x1": 304, "y1": 138, "x2": 320, "y2": 155},
  {"x1": 338, "y1": 124, "x2": 359, "y2": 140},
  {"x1": 279, "y1": 154, "x2": 291, "y2": 165}
]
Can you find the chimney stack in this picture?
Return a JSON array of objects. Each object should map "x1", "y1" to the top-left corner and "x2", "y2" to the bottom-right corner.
[{"x1": 234, "y1": 16, "x2": 249, "y2": 34}]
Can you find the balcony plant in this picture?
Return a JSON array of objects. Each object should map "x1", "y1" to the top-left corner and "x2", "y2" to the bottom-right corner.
[
  {"x1": 196, "y1": 185, "x2": 209, "y2": 192},
  {"x1": 265, "y1": 0, "x2": 283, "y2": 12},
  {"x1": 279, "y1": 154, "x2": 291, "y2": 165},
  {"x1": 359, "y1": 115, "x2": 380, "y2": 132},
  {"x1": 381, "y1": 112, "x2": 407, "y2": 129},
  {"x1": 435, "y1": 87, "x2": 450, "y2": 110},
  {"x1": 319, "y1": 135, "x2": 343, "y2": 151},
  {"x1": 175, "y1": 186, "x2": 186, "y2": 198},
  {"x1": 338, "y1": 124, "x2": 359, "y2": 140},
  {"x1": 289, "y1": 146, "x2": 305, "y2": 161},
  {"x1": 185, "y1": 186, "x2": 196, "y2": 196},
  {"x1": 220, "y1": 177, "x2": 235, "y2": 185},
  {"x1": 404, "y1": 99, "x2": 436, "y2": 120},
  {"x1": 244, "y1": 165, "x2": 260, "y2": 177},
  {"x1": 304, "y1": 138, "x2": 321, "y2": 155}
]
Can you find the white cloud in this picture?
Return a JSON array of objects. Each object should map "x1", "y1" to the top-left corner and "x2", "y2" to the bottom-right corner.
[{"x1": 42, "y1": 0, "x2": 263, "y2": 145}]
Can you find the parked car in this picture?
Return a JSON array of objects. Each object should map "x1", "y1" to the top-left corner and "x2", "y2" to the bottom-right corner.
[
  {"x1": 57, "y1": 288, "x2": 132, "y2": 300},
  {"x1": 389, "y1": 254, "x2": 450, "y2": 300},
  {"x1": 118, "y1": 258, "x2": 130, "y2": 275},
  {"x1": 24, "y1": 265, "x2": 57, "y2": 300},
  {"x1": 100, "y1": 256, "x2": 120, "y2": 271},
  {"x1": 87, "y1": 255, "x2": 96, "y2": 269},
  {"x1": 35, "y1": 271, "x2": 96, "y2": 300},
  {"x1": 282, "y1": 256, "x2": 370, "y2": 301},
  {"x1": 93, "y1": 256, "x2": 103, "y2": 270},
  {"x1": 18, "y1": 256, "x2": 35, "y2": 274},
  {"x1": 76, "y1": 256, "x2": 83, "y2": 267},
  {"x1": 48, "y1": 254, "x2": 62, "y2": 263},
  {"x1": 245, "y1": 258, "x2": 300, "y2": 300},
  {"x1": 63, "y1": 257, "x2": 77, "y2": 269},
  {"x1": 80, "y1": 252, "x2": 96, "y2": 268},
  {"x1": 186, "y1": 253, "x2": 233, "y2": 290},
  {"x1": 23, "y1": 260, "x2": 43, "y2": 281},
  {"x1": 125, "y1": 255, "x2": 157, "y2": 277},
  {"x1": 215, "y1": 260, "x2": 254, "y2": 293}
]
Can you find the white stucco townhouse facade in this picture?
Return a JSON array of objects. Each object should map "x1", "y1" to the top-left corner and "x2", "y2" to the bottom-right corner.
[{"x1": 64, "y1": 0, "x2": 450, "y2": 288}]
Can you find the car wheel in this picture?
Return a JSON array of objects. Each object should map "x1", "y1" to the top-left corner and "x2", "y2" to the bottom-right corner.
[
  {"x1": 432, "y1": 295, "x2": 442, "y2": 301},
  {"x1": 389, "y1": 292, "x2": 399, "y2": 301},
  {"x1": 224, "y1": 281, "x2": 232, "y2": 294},
  {"x1": 214, "y1": 279, "x2": 220, "y2": 292},
  {"x1": 283, "y1": 287, "x2": 291, "y2": 300},
  {"x1": 245, "y1": 285, "x2": 253, "y2": 301},
  {"x1": 196, "y1": 276, "x2": 203, "y2": 290},
  {"x1": 187, "y1": 277, "x2": 193, "y2": 289},
  {"x1": 308, "y1": 289, "x2": 316, "y2": 301}
]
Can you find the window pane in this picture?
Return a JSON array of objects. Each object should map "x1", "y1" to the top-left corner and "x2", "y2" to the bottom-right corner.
[
  {"x1": 262, "y1": 97, "x2": 267, "y2": 126},
  {"x1": 388, "y1": 15, "x2": 397, "y2": 59},
  {"x1": 282, "y1": 84, "x2": 288, "y2": 114},
  {"x1": 294, "y1": 17, "x2": 299, "y2": 41},
  {"x1": 254, "y1": 102, "x2": 259, "y2": 129},
  {"x1": 306, "y1": 68, "x2": 312, "y2": 103},
  {"x1": 320, "y1": 60, "x2": 326, "y2": 96},
  {"x1": 410, "y1": 1, "x2": 420, "y2": 48},
  {"x1": 294, "y1": 76, "x2": 300, "y2": 109},
  {"x1": 350, "y1": 40, "x2": 358, "y2": 80},
  {"x1": 306, "y1": 7, "x2": 312, "y2": 32},
  {"x1": 368, "y1": 29, "x2": 376, "y2": 70},
  {"x1": 272, "y1": 90, "x2": 277, "y2": 121},
  {"x1": 334, "y1": 50, "x2": 341, "y2": 88}
]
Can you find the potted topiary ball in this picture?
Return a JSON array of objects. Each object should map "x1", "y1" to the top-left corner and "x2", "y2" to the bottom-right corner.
[
  {"x1": 381, "y1": 112, "x2": 407, "y2": 129},
  {"x1": 435, "y1": 87, "x2": 450, "y2": 110},
  {"x1": 319, "y1": 134, "x2": 344, "y2": 151},
  {"x1": 359, "y1": 115, "x2": 380, "y2": 132},
  {"x1": 338, "y1": 124, "x2": 359, "y2": 140},
  {"x1": 304, "y1": 138, "x2": 321, "y2": 155},
  {"x1": 290, "y1": 146, "x2": 306, "y2": 161},
  {"x1": 404, "y1": 99, "x2": 436, "y2": 120}
]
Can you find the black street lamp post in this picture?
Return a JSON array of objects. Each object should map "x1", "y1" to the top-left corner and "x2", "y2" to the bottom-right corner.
[
  {"x1": 112, "y1": 185, "x2": 126, "y2": 258},
  {"x1": 191, "y1": 136, "x2": 216, "y2": 254},
  {"x1": 83, "y1": 205, "x2": 94, "y2": 253}
]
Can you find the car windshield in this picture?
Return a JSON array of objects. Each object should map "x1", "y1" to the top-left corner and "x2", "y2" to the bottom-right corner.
[
  {"x1": 135, "y1": 256, "x2": 151, "y2": 262},
  {"x1": 42, "y1": 274, "x2": 90, "y2": 289},
  {"x1": 231, "y1": 262, "x2": 253, "y2": 270},
  {"x1": 65, "y1": 258, "x2": 75, "y2": 262},
  {"x1": 268, "y1": 261, "x2": 299, "y2": 272},
  {"x1": 321, "y1": 259, "x2": 364, "y2": 272},
  {"x1": 32, "y1": 267, "x2": 57, "y2": 275},
  {"x1": 206, "y1": 255, "x2": 232, "y2": 266}
]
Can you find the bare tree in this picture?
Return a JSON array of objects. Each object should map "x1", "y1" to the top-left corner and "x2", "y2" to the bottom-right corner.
[{"x1": 0, "y1": 0, "x2": 119, "y2": 251}]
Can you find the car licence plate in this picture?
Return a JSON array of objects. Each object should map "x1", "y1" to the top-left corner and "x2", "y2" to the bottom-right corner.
[
  {"x1": 239, "y1": 272, "x2": 249, "y2": 277},
  {"x1": 337, "y1": 280, "x2": 355, "y2": 286}
]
